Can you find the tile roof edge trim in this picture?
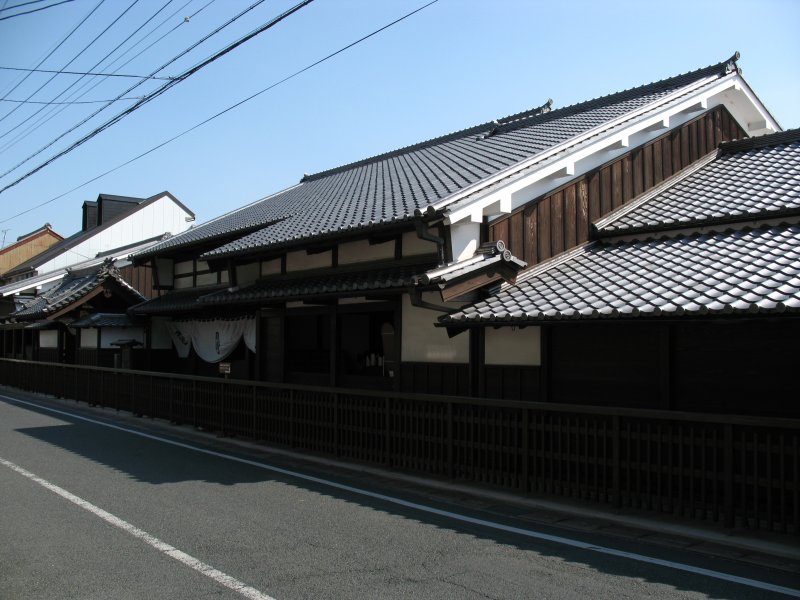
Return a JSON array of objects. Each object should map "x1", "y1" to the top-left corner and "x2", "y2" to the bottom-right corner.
[
  {"x1": 593, "y1": 149, "x2": 721, "y2": 234},
  {"x1": 306, "y1": 54, "x2": 740, "y2": 184},
  {"x1": 199, "y1": 215, "x2": 416, "y2": 261},
  {"x1": 420, "y1": 70, "x2": 733, "y2": 219},
  {"x1": 132, "y1": 184, "x2": 302, "y2": 262},
  {"x1": 720, "y1": 127, "x2": 800, "y2": 154},
  {"x1": 499, "y1": 241, "x2": 595, "y2": 290},
  {"x1": 3, "y1": 189, "x2": 189, "y2": 278}
]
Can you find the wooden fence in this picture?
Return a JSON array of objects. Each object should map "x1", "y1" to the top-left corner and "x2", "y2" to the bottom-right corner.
[{"x1": 1, "y1": 358, "x2": 797, "y2": 535}]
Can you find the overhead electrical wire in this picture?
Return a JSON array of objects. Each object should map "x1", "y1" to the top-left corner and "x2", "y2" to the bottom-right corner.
[
  {"x1": 0, "y1": 0, "x2": 142, "y2": 129},
  {"x1": 1, "y1": 96, "x2": 143, "y2": 105},
  {"x1": 0, "y1": 66, "x2": 175, "y2": 80},
  {"x1": 0, "y1": 0, "x2": 313, "y2": 192},
  {"x1": 0, "y1": 0, "x2": 73, "y2": 21},
  {"x1": 0, "y1": 0, "x2": 105, "y2": 104},
  {"x1": 0, "y1": 0, "x2": 210, "y2": 155},
  {"x1": 0, "y1": 0, "x2": 440, "y2": 224},
  {"x1": 0, "y1": 0, "x2": 176, "y2": 143},
  {"x1": 0, "y1": 0, "x2": 58, "y2": 12}
]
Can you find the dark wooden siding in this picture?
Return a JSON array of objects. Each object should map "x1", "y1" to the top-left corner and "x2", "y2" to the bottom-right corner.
[
  {"x1": 119, "y1": 264, "x2": 159, "y2": 299},
  {"x1": 399, "y1": 362, "x2": 470, "y2": 396},
  {"x1": 489, "y1": 106, "x2": 747, "y2": 265}
]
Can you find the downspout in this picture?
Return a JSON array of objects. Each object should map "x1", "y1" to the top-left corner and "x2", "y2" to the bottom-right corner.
[
  {"x1": 410, "y1": 216, "x2": 450, "y2": 312},
  {"x1": 414, "y1": 217, "x2": 446, "y2": 266},
  {"x1": 407, "y1": 286, "x2": 450, "y2": 313}
]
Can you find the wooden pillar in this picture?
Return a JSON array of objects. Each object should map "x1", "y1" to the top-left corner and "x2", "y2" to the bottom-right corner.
[
  {"x1": 539, "y1": 325, "x2": 551, "y2": 402},
  {"x1": 329, "y1": 307, "x2": 338, "y2": 387},
  {"x1": 469, "y1": 327, "x2": 485, "y2": 397},
  {"x1": 658, "y1": 323, "x2": 672, "y2": 410}
]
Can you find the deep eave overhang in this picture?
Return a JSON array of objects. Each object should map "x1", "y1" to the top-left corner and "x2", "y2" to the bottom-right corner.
[{"x1": 435, "y1": 71, "x2": 780, "y2": 229}]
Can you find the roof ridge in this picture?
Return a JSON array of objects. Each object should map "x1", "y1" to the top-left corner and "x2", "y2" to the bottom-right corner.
[
  {"x1": 300, "y1": 99, "x2": 555, "y2": 183},
  {"x1": 594, "y1": 149, "x2": 720, "y2": 235},
  {"x1": 301, "y1": 53, "x2": 738, "y2": 184},
  {"x1": 720, "y1": 128, "x2": 800, "y2": 154}
]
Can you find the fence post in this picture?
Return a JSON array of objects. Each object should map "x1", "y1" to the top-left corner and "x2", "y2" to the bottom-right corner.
[
  {"x1": 289, "y1": 388, "x2": 295, "y2": 448},
  {"x1": 613, "y1": 415, "x2": 621, "y2": 508},
  {"x1": 522, "y1": 407, "x2": 530, "y2": 493},
  {"x1": 251, "y1": 385, "x2": 257, "y2": 439},
  {"x1": 447, "y1": 401, "x2": 454, "y2": 479},
  {"x1": 192, "y1": 380, "x2": 197, "y2": 428},
  {"x1": 724, "y1": 423, "x2": 734, "y2": 528},
  {"x1": 333, "y1": 392, "x2": 340, "y2": 457},
  {"x1": 384, "y1": 397, "x2": 391, "y2": 467},
  {"x1": 220, "y1": 382, "x2": 226, "y2": 437}
]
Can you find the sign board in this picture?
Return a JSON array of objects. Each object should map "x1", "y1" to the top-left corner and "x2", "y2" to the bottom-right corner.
[{"x1": 218, "y1": 362, "x2": 231, "y2": 375}]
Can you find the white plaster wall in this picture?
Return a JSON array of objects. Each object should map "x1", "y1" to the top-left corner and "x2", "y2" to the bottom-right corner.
[
  {"x1": 402, "y1": 231, "x2": 437, "y2": 257},
  {"x1": 174, "y1": 276, "x2": 192, "y2": 289},
  {"x1": 449, "y1": 222, "x2": 480, "y2": 261},
  {"x1": 196, "y1": 272, "x2": 218, "y2": 286},
  {"x1": 80, "y1": 328, "x2": 98, "y2": 348},
  {"x1": 261, "y1": 258, "x2": 281, "y2": 276},
  {"x1": 100, "y1": 327, "x2": 145, "y2": 349},
  {"x1": 39, "y1": 330, "x2": 58, "y2": 348},
  {"x1": 151, "y1": 317, "x2": 172, "y2": 349},
  {"x1": 484, "y1": 326, "x2": 541, "y2": 366},
  {"x1": 339, "y1": 238, "x2": 394, "y2": 265},
  {"x1": 401, "y1": 293, "x2": 468, "y2": 363},
  {"x1": 34, "y1": 195, "x2": 193, "y2": 275},
  {"x1": 236, "y1": 263, "x2": 259, "y2": 286},
  {"x1": 286, "y1": 249, "x2": 332, "y2": 272},
  {"x1": 174, "y1": 260, "x2": 193, "y2": 275}
]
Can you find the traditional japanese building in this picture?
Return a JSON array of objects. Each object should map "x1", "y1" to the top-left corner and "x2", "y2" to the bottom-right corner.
[
  {"x1": 122, "y1": 53, "x2": 794, "y2": 415},
  {"x1": 0, "y1": 191, "x2": 195, "y2": 364}
]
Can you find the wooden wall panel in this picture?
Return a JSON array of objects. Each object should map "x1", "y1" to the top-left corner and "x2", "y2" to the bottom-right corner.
[{"x1": 490, "y1": 106, "x2": 747, "y2": 266}]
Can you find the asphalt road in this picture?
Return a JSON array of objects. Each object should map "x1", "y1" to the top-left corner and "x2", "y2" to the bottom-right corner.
[{"x1": 1, "y1": 390, "x2": 798, "y2": 600}]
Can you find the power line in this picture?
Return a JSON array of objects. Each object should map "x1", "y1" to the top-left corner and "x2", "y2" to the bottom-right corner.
[
  {"x1": 0, "y1": 0, "x2": 175, "y2": 144},
  {"x1": 0, "y1": 66, "x2": 175, "y2": 80},
  {"x1": 0, "y1": 0, "x2": 255, "y2": 160},
  {"x1": 0, "y1": 0, "x2": 105, "y2": 103},
  {"x1": 0, "y1": 0, "x2": 440, "y2": 224},
  {"x1": 0, "y1": 0, "x2": 74, "y2": 21},
  {"x1": 0, "y1": 0, "x2": 141, "y2": 129},
  {"x1": 0, "y1": 0, "x2": 209, "y2": 155},
  {"x1": 1, "y1": 96, "x2": 143, "y2": 105},
  {"x1": 0, "y1": 0, "x2": 312, "y2": 193},
  {"x1": 0, "y1": 0, "x2": 54, "y2": 12}
]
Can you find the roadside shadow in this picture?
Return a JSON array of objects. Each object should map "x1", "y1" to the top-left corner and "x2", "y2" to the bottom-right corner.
[{"x1": 10, "y1": 400, "x2": 797, "y2": 600}]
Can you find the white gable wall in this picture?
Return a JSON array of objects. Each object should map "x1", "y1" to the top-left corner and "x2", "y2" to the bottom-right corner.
[{"x1": 34, "y1": 194, "x2": 192, "y2": 275}]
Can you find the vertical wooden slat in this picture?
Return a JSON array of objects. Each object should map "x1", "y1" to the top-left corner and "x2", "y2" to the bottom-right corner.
[
  {"x1": 564, "y1": 185, "x2": 577, "y2": 249},
  {"x1": 551, "y1": 190, "x2": 564, "y2": 256}
]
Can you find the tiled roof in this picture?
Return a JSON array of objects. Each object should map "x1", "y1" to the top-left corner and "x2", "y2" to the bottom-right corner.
[
  {"x1": 128, "y1": 285, "x2": 227, "y2": 316},
  {"x1": 11, "y1": 262, "x2": 145, "y2": 320},
  {"x1": 443, "y1": 129, "x2": 800, "y2": 326},
  {"x1": 440, "y1": 224, "x2": 800, "y2": 325},
  {"x1": 70, "y1": 313, "x2": 134, "y2": 328},
  {"x1": 597, "y1": 129, "x2": 800, "y2": 235},
  {"x1": 134, "y1": 56, "x2": 739, "y2": 262},
  {"x1": 4, "y1": 191, "x2": 188, "y2": 279},
  {"x1": 201, "y1": 260, "x2": 436, "y2": 305}
]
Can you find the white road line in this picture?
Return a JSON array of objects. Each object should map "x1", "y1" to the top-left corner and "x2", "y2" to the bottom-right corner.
[
  {"x1": 3, "y1": 393, "x2": 800, "y2": 598},
  {"x1": 0, "y1": 454, "x2": 276, "y2": 600}
]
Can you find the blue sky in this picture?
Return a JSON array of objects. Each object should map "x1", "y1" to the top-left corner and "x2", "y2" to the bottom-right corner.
[{"x1": 0, "y1": 0, "x2": 798, "y2": 244}]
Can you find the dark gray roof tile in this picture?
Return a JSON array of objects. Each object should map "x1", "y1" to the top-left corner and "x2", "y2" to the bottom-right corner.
[
  {"x1": 599, "y1": 130, "x2": 800, "y2": 235},
  {"x1": 135, "y1": 57, "x2": 739, "y2": 262},
  {"x1": 442, "y1": 224, "x2": 800, "y2": 325}
]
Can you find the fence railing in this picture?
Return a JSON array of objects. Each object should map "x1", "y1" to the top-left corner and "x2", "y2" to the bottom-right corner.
[{"x1": 1, "y1": 358, "x2": 797, "y2": 535}]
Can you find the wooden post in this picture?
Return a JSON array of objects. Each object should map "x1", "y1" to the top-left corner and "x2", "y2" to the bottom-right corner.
[
  {"x1": 384, "y1": 397, "x2": 391, "y2": 466},
  {"x1": 447, "y1": 401, "x2": 454, "y2": 479},
  {"x1": 613, "y1": 415, "x2": 621, "y2": 508},
  {"x1": 522, "y1": 407, "x2": 530, "y2": 493},
  {"x1": 723, "y1": 424, "x2": 734, "y2": 527}
]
